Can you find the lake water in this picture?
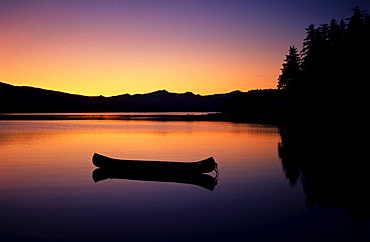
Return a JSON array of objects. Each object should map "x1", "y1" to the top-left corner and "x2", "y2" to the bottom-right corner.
[{"x1": 0, "y1": 118, "x2": 369, "y2": 241}]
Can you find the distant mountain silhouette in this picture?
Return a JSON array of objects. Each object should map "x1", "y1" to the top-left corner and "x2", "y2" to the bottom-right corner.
[
  {"x1": 0, "y1": 82, "x2": 241, "y2": 112},
  {"x1": 111, "y1": 89, "x2": 241, "y2": 111}
]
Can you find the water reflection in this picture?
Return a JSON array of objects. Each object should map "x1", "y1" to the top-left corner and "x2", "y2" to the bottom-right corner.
[
  {"x1": 92, "y1": 168, "x2": 218, "y2": 191},
  {"x1": 91, "y1": 153, "x2": 218, "y2": 191},
  {"x1": 278, "y1": 120, "x2": 370, "y2": 225},
  {"x1": 2, "y1": 119, "x2": 368, "y2": 241}
]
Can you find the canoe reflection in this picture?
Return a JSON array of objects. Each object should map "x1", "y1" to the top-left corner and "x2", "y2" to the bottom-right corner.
[{"x1": 92, "y1": 168, "x2": 218, "y2": 191}]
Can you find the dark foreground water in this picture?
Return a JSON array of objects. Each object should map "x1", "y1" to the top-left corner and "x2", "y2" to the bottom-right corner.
[{"x1": 0, "y1": 117, "x2": 369, "y2": 241}]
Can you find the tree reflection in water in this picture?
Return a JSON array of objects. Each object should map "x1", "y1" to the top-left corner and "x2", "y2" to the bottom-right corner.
[{"x1": 278, "y1": 119, "x2": 370, "y2": 225}]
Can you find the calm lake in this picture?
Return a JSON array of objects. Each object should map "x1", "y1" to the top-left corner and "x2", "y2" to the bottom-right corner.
[{"x1": 0, "y1": 115, "x2": 369, "y2": 241}]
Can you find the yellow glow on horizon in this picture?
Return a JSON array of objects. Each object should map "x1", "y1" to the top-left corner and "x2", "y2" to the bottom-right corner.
[
  {"x1": 0, "y1": 1, "x2": 283, "y2": 97},
  {"x1": 0, "y1": 47, "x2": 280, "y2": 96}
]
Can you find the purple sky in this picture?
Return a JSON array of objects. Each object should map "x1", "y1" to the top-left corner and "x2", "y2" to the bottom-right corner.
[{"x1": 1, "y1": 0, "x2": 369, "y2": 95}]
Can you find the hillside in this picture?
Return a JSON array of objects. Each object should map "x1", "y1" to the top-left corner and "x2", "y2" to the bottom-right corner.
[{"x1": 0, "y1": 82, "x2": 240, "y2": 112}]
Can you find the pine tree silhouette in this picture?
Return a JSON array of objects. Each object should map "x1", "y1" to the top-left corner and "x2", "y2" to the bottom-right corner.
[
  {"x1": 277, "y1": 46, "x2": 301, "y2": 91},
  {"x1": 278, "y1": 6, "x2": 369, "y2": 102}
]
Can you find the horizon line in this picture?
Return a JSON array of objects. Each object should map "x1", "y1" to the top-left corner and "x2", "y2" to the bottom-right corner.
[{"x1": 1, "y1": 80, "x2": 255, "y2": 97}]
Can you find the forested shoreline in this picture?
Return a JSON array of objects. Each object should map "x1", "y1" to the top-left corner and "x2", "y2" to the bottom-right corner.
[{"x1": 222, "y1": 6, "x2": 369, "y2": 119}]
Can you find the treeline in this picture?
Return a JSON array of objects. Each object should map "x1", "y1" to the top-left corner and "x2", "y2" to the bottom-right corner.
[
  {"x1": 221, "y1": 6, "x2": 369, "y2": 119},
  {"x1": 278, "y1": 6, "x2": 370, "y2": 102}
]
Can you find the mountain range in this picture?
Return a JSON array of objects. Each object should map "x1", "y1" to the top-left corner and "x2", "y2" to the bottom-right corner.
[{"x1": 0, "y1": 81, "x2": 241, "y2": 112}]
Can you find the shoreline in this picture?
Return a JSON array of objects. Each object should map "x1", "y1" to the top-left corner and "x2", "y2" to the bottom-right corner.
[
  {"x1": 0, "y1": 112, "x2": 273, "y2": 123},
  {"x1": 0, "y1": 112, "x2": 218, "y2": 122}
]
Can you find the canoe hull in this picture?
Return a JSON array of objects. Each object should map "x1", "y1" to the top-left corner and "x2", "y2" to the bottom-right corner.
[{"x1": 92, "y1": 153, "x2": 217, "y2": 174}]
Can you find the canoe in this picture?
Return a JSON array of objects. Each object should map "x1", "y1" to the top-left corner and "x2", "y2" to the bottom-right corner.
[
  {"x1": 92, "y1": 153, "x2": 217, "y2": 174},
  {"x1": 92, "y1": 168, "x2": 218, "y2": 191}
]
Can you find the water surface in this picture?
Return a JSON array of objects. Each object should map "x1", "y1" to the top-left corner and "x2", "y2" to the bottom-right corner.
[{"x1": 0, "y1": 119, "x2": 369, "y2": 241}]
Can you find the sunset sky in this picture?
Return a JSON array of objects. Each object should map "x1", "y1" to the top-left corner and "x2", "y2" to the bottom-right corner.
[{"x1": 1, "y1": 0, "x2": 369, "y2": 96}]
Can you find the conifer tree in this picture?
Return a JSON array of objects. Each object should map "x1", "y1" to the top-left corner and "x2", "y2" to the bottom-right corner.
[
  {"x1": 278, "y1": 6, "x2": 369, "y2": 102},
  {"x1": 277, "y1": 46, "x2": 301, "y2": 91}
]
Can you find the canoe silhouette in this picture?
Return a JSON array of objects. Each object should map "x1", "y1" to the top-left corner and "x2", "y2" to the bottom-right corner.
[
  {"x1": 92, "y1": 168, "x2": 218, "y2": 191},
  {"x1": 92, "y1": 153, "x2": 217, "y2": 174}
]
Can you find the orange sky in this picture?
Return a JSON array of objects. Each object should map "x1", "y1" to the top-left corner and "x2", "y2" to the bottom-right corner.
[{"x1": 1, "y1": 1, "x2": 367, "y2": 96}]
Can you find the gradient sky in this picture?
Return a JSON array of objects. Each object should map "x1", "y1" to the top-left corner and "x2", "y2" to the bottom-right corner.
[{"x1": 1, "y1": 0, "x2": 369, "y2": 96}]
